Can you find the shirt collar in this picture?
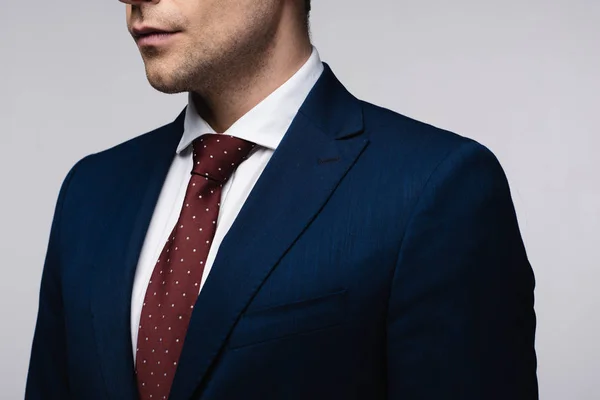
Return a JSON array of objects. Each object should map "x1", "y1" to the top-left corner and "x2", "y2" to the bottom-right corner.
[{"x1": 177, "y1": 46, "x2": 324, "y2": 154}]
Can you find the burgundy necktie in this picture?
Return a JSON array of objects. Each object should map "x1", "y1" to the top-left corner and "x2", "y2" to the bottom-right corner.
[{"x1": 135, "y1": 134, "x2": 256, "y2": 400}]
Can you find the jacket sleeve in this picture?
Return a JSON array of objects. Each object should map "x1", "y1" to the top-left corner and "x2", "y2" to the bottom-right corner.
[
  {"x1": 386, "y1": 141, "x2": 538, "y2": 399},
  {"x1": 25, "y1": 162, "x2": 79, "y2": 399}
]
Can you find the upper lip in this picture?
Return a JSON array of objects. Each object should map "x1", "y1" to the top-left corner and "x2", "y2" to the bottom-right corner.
[{"x1": 132, "y1": 26, "x2": 178, "y2": 38}]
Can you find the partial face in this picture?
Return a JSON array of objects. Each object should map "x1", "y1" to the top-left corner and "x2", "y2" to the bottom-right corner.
[{"x1": 123, "y1": 0, "x2": 282, "y2": 94}]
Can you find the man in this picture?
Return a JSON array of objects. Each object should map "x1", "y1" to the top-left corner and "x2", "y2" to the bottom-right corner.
[{"x1": 25, "y1": 0, "x2": 538, "y2": 399}]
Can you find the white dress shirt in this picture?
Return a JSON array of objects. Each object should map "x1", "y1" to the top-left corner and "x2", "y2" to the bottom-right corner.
[{"x1": 130, "y1": 47, "x2": 324, "y2": 361}]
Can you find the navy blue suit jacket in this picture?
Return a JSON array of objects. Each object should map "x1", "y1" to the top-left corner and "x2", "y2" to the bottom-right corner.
[{"x1": 26, "y1": 63, "x2": 538, "y2": 399}]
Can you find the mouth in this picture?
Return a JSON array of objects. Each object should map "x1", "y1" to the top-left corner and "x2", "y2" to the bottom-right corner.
[{"x1": 132, "y1": 26, "x2": 182, "y2": 46}]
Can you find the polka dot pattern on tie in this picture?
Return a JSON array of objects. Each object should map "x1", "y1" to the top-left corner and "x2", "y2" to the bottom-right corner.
[{"x1": 135, "y1": 134, "x2": 256, "y2": 400}]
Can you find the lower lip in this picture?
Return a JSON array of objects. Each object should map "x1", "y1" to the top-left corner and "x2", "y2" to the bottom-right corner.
[{"x1": 136, "y1": 32, "x2": 180, "y2": 47}]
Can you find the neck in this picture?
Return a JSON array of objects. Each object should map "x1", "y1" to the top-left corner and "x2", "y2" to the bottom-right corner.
[{"x1": 191, "y1": 21, "x2": 312, "y2": 133}]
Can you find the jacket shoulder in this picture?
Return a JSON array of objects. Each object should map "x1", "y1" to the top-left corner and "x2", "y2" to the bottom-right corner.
[
  {"x1": 358, "y1": 100, "x2": 499, "y2": 169},
  {"x1": 73, "y1": 110, "x2": 185, "y2": 174},
  {"x1": 360, "y1": 100, "x2": 477, "y2": 151}
]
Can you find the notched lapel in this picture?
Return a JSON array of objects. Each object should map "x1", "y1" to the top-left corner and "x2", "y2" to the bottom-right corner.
[{"x1": 169, "y1": 64, "x2": 369, "y2": 400}]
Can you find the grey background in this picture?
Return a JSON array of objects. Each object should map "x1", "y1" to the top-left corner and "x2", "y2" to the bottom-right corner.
[{"x1": 2, "y1": 1, "x2": 599, "y2": 398}]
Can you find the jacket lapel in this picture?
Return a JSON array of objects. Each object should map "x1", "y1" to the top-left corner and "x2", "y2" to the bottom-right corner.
[
  {"x1": 89, "y1": 110, "x2": 186, "y2": 400},
  {"x1": 169, "y1": 64, "x2": 369, "y2": 400}
]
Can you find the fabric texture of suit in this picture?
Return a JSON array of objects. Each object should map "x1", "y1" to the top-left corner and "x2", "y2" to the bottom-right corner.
[{"x1": 26, "y1": 63, "x2": 538, "y2": 399}]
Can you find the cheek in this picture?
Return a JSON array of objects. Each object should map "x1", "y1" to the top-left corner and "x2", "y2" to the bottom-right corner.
[
  {"x1": 188, "y1": 0, "x2": 246, "y2": 30},
  {"x1": 182, "y1": 1, "x2": 261, "y2": 48}
]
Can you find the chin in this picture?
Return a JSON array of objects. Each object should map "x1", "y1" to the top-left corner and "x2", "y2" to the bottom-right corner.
[
  {"x1": 145, "y1": 65, "x2": 189, "y2": 94},
  {"x1": 149, "y1": 80, "x2": 186, "y2": 94}
]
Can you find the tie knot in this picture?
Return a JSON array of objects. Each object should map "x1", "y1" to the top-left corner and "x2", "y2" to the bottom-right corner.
[{"x1": 191, "y1": 134, "x2": 256, "y2": 183}]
